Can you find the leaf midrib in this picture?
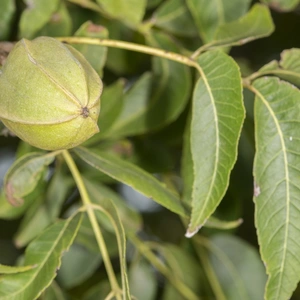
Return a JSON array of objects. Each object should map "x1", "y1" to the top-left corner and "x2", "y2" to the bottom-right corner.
[{"x1": 254, "y1": 86, "x2": 290, "y2": 300}]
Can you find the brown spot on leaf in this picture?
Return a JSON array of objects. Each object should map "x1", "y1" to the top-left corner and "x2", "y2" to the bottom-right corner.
[
  {"x1": 87, "y1": 23, "x2": 105, "y2": 33},
  {"x1": 5, "y1": 182, "x2": 24, "y2": 206}
]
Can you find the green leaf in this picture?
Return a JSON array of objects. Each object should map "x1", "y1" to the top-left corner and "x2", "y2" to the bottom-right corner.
[
  {"x1": 106, "y1": 31, "x2": 191, "y2": 138},
  {"x1": 57, "y1": 243, "x2": 101, "y2": 288},
  {"x1": 104, "y1": 72, "x2": 152, "y2": 137},
  {"x1": 36, "y1": 1, "x2": 72, "y2": 37},
  {"x1": 73, "y1": 21, "x2": 108, "y2": 77},
  {"x1": 84, "y1": 191, "x2": 131, "y2": 299},
  {"x1": 4, "y1": 152, "x2": 56, "y2": 206},
  {"x1": 196, "y1": 234, "x2": 267, "y2": 300},
  {"x1": 257, "y1": 48, "x2": 300, "y2": 86},
  {"x1": 186, "y1": 0, "x2": 251, "y2": 43},
  {"x1": 146, "y1": 31, "x2": 192, "y2": 129},
  {"x1": 186, "y1": 50, "x2": 244, "y2": 237},
  {"x1": 74, "y1": 147, "x2": 187, "y2": 217},
  {"x1": 95, "y1": 0, "x2": 147, "y2": 26},
  {"x1": 39, "y1": 281, "x2": 66, "y2": 300},
  {"x1": 153, "y1": 0, "x2": 198, "y2": 37},
  {"x1": 253, "y1": 77, "x2": 300, "y2": 300},
  {"x1": 129, "y1": 260, "x2": 157, "y2": 300},
  {"x1": 82, "y1": 280, "x2": 111, "y2": 300},
  {"x1": 0, "y1": 264, "x2": 36, "y2": 274},
  {"x1": 262, "y1": 0, "x2": 300, "y2": 11},
  {"x1": 0, "y1": 213, "x2": 82, "y2": 300},
  {"x1": 19, "y1": 0, "x2": 60, "y2": 38},
  {"x1": 14, "y1": 167, "x2": 73, "y2": 247},
  {"x1": 207, "y1": 4, "x2": 274, "y2": 49},
  {"x1": 0, "y1": 0, "x2": 15, "y2": 40},
  {"x1": 161, "y1": 244, "x2": 203, "y2": 299},
  {"x1": 84, "y1": 179, "x2": 142, "y2": 233},
  {"x1": 84, "y1": 79, "x2": 125, "y2": 146}
]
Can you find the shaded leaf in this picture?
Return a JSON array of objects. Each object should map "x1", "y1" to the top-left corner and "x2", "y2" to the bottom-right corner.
[
  {"x1": 262, "y1": 0, "x2": 299, "y2": 11},
  {"x1": 253, "y1": 77, "x2": 300, "y2": 300},
  {"x1": 90, "y1": 201, "x2": 131, "y2": 299},
  {"x1": 74, "y1": 147, "x2": 187, "y2": 217},
  {"x1": 0, "y1": 0, "x2": 15, "y2": 40},
  {"x1": 39, "y1": 281, "x2": 66, "y2": 300},
  {"x1": 106, "y1": 31, "x2": 192, "y2": 137},
  {"x1": 19, "y1": 0, "x2": 60, "y2": 38},
  {"x1": 103, "y1": 73, "x2": 152, "y2": 138},
  {"x1": 84, "y1": 79, "x2": 125, "y2": 145},
  {"x1": 153, "y1": 0, "x2": 198, "y2": 37},
  {"x1": 195, "y1": 234, "x2": 266, "y2": 300},
  {"x1": 161, "y1": 244, "x2": 203, "y2": 300},
  {"x1": 186, "y1": 0, "x2": 251, "y2": 43},
  {"x1": 4, "y1": 152, "x2": 56, "y2": 206},
  {"x1": 73, "y1": 21, "x2": 108, "y2": 77},
  {"x1": 84, "y1": 178, "x2": 142, "y2": 233},
  {"x1": 36, "y1": 1, "x2": 72, "y2": 37},
  {"x1": 0, "y1": 264, "x2": 36, "y2": 274},
  {"x1": 129, "y1": 260, "x2": 157, "y2": 300},
  {"x1": 0, "y1": 213, "x2": 82, "y2": 300},
  {"x1": 14, "y1": 167, "x2": 73, "y2": 247},
  {"x1": 207, "y1": 4, "x2": 274, "y2": 49},
  {"x1": 186, "y1": 50, "x2": 244, "y2": 237},
  {"x1": 82, "y1": 280, "x2": 111, "y2": 300},
  {"x1": 95, "y1": 0, "x2": 146, "y2": 26},
  {"x1": 57, "y1": 243, "x2": 101, "y2": 288}
]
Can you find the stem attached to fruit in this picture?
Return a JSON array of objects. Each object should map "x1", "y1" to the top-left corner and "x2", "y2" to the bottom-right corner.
[{"x1": 62, "y1": 150, "x2": 122, "y2": 300}]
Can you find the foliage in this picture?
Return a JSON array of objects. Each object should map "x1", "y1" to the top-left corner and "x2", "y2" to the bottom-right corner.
[{"x1": 0, "y1": 0, "x2": 300, "y2": 299}]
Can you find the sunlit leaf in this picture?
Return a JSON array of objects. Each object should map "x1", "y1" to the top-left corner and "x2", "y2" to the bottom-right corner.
[
  {"x1": 74, "y1": 147, "x2": 187, "y2": 217},
  {"x1": 262, "y1": 0, "x2": 300, "y2": 11},
  {"x1": 186, "y1": 0, "x2": 251, "y2": 42},
  {"x1": 253, "y1": 77, "x2": 300, "y2": 300},
  {"x1": 207, "y1": 4, "x2": 274, "y2": 49},
  {"x1": 186, "y1": 50, "x2": 244, "y2": 237},
  {"x1": 0, "y1": 213, "x2": 82, "y2": 300},
  {"x1": 4, "y1": 152, "x2": 56, "y2": 206}
]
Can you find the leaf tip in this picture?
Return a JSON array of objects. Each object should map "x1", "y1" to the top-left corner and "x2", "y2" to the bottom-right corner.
[{"x1": 185, "y1": 224, "x2": 202, "y2": 238}]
